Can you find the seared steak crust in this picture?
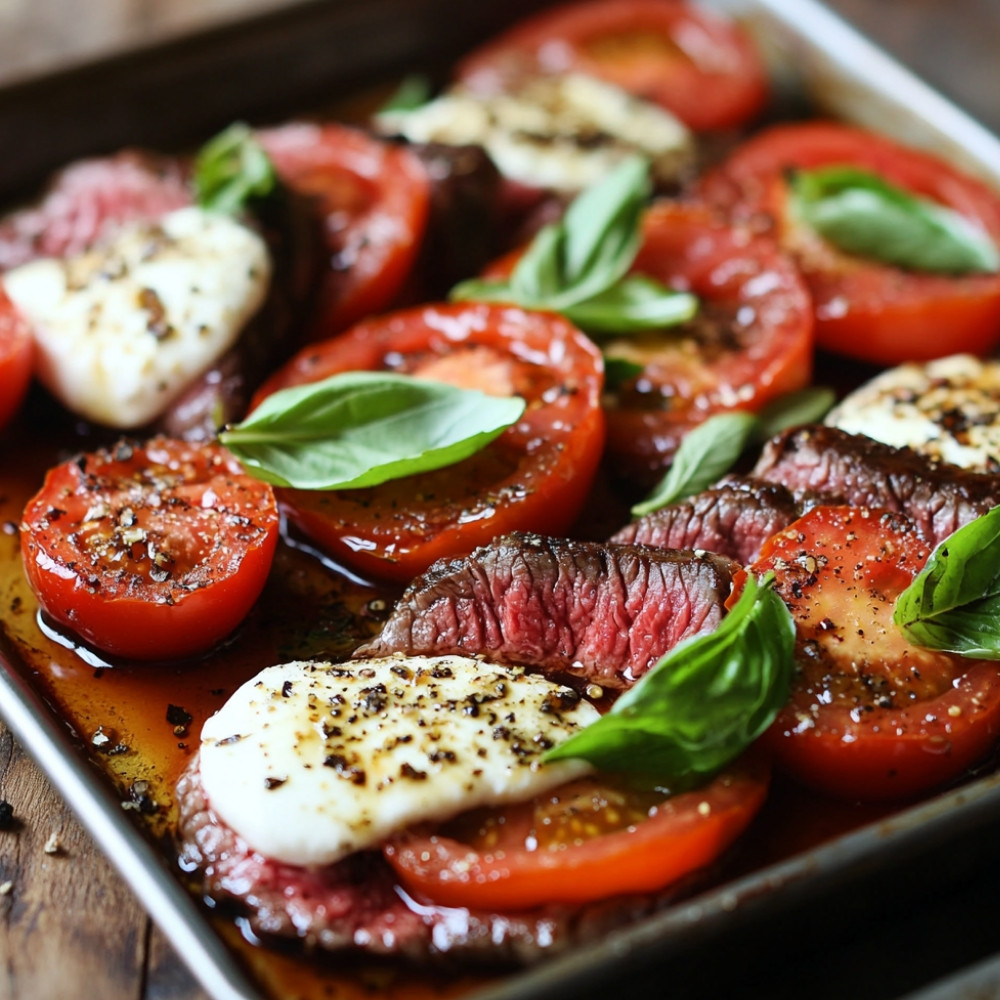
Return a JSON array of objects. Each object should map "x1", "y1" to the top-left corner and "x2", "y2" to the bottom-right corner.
[
  {"x1": 753, "y1": 425, "x2": 1000, "y2": 546},
  {"x1": 355, "y1": 532, "x2": 737, "y2": 688},
  {"x1": 610, "y1": 476, "x2": 829, "y2": 564},
  {"x1": 175, "y1": 760, "x2": 675, "y2": 964}
]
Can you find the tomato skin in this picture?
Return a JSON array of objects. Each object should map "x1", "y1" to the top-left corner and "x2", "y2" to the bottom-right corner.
[
  {"x1": 0, "y1": 287, "x2": 33, "y2": 434},
  {"x1": 700, "y1": 122, "x2": 1000, "y2": 365},
  {"x1": 258, "y1": 123, "x2": 432, "y2": 339},
  {"x1": 384, "y1": 757, "x2": 768, "y2": 909},
  {"x1": 603, "y1": 201, "x2": 813, "y2": 485},
  {"x1": 737, "y1": 506, "x2": 1000, "y2": 801},
  {"x1": 20, "y1": 439, "x2": 279, "y2": 661},
  {"x1": 252, "y1": 302, "x2": 605, "y2": 583},
  {"x1": 456, "y1": 0, "x2": 768, "y2": 132}
]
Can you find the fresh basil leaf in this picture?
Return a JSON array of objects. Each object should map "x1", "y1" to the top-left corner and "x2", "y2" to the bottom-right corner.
[
  {"x1": 379, "y1": 74, "x2": 432, "y2": 113},
  {"x1": 631, "y1": 412, "x2": 757, "y2": 516},
  {"x1": 893, "y1": 505, "x2": 1000, "y2": 658},
  {"x1": 752, "y1": 386, "x2": 836, "y2": 443},
  {"x1": 565, "y1": 276, "x2": 698, "y2": 335},
  {"x1": 537, "y1": 154, "x2": 649, "y2": 308},
  {"x1": 603, "y1": 356, "x2": 645, "y2": 390},
  {"x1": 791, "y1": 166, "x2": 1000, "y2": 275},
  {"x1": 194, "y1": 123, "x2": 277, "y2": 216},
  {"x1": 220, "y1": 372, "x2": 525, "y2": 490},
  {"x1": 543, "y1": 573, "x2": 795, "y2": 782},
  {"x1": 451, "y1": 156, "x2": 692, "y2": 335}
]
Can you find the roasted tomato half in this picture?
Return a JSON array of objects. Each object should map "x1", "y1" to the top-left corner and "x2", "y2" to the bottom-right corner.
[
  {"x1": 0, "y1": 287, "x2": 33, "y2": 433},
  {"x1": 604, "y1": 201, "x2": 813, "y2": 485},
  {"x1": 456, "y1": 0, "x2": 768, "y2": 132},
  {"x1": 385, "y1": 755, "x2": 769, "y2": 909},
  {"x1": 258, "y1": 122, "x2": 432, "y2": 339},
  {"x1": 252, "y1": 302, "x2": 605, "y2": 583},
  {"x1": 736, "y1": 506, "x2": 1000, "y2": 801},
  {"x1": 700, "y1": 122, "x2": 1000, "y2": 365},
  {"x1": 20, "y1": 438, "x2": 279, "y2": 661}
]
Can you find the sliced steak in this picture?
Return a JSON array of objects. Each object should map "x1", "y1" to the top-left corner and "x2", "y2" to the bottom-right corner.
[
  {"x1": 0, "y1": 151, "x2": 190, "y2": 270},
  {"x1": 610, "y1": 476, "x2": 831, "y2": 564},
  {"x1": 753, "y1": 425, "x2": 1000, "y2": 547},
  {"x1": 355, "y1": 532, "x2": 736, "y2": 689},
  {"x1": 175, "y1": 759, "x2": 678, "y2": 964}
]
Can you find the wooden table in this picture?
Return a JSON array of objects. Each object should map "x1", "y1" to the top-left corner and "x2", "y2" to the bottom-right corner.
[{"x1": 1, "y1": 2, "x2": 999, "y2": 998}]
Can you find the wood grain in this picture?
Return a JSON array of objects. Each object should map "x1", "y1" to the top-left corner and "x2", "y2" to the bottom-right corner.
[{"x1": 0, "y1": 2, "x2": 998, "y2": 999}]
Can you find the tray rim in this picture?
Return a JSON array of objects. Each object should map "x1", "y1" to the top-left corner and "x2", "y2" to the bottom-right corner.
[{"x1": 3, "y1": 1, "x2": 1000, "y2": 998}]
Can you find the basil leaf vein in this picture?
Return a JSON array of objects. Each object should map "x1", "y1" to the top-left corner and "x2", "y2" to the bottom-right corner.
[
  {"x1": 630, "y1": 387, "x2": 835, "y2": 517},
  {"x1": 220, "y1": 372, "x2": 525, "y2": 490},
  {"x1": 194, "y1": 122, "x2": 277, "y2": 216},
  {"x1": 543, "y1": 573, "x2": 795, "y2": 783},
  {"x1": 451, "y1": 155, "x2": 696, "y2": 336},
  {"x1": 894, "y1": 505, "x2": 1000, "y2": 658},
  {"x1": 791, "y1": 166, "x2": 999, "y2": 275}
]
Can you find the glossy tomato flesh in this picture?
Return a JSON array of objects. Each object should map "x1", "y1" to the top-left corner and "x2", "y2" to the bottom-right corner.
[
  {"x1": 700, "y1": 122, "x2": 1000, "y2": 365},
  {"x1": 258, "y1": 122, "x2": 431, "y2": 339},
  {"x1": 252, "y1": 302, "x2": 605, "y2": 583},
  {"x1": 456, "y1": 0, "x2": 768, "y2": 132},
  {"x1": 602, "y1": 201, "x2": 813, "y2": 485},
  {"x1": 0, "y1": 287, "x2": 33, "y2": 433},
  {"x1": 384, "y1": 756, "x2": 768, "y2": 909},
  {"x1": 737, "y1": 506, "x2": 1000, "y2": 801},
  {"x1": 20, "y1": 438, "x2": 279, "y2": 661}
]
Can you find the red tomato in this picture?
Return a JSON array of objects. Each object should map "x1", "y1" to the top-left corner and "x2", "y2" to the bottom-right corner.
[
  {"x1": 700, "y1": 122, "x2": 1000, "y2": 365},
  {"x1": 258, "y1": 123, "x2": 431, "y2": 339},
  {"x1": 456, "y1": 0, "x2": 768, "y2": 132},
  {"x1": 384, "y1": 757, "x2": 768, "y2": 909},
  {"x1": 20, "y1": 439, "x2": 279, "y2": 661},
  {"x1": 601, "y1": 202, "x2": 813, "y2": 485},
  {"x1": 736, "y1": 506, "x2": 1000, "y2": 801},
  {"x1": 252, "y1": 302, "x2": 605, "y2": 583},
  {"x1": 0, "y1": 287, "x2": 33, "y2": 433}
]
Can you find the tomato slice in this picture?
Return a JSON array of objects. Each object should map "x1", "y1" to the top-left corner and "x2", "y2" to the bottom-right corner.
[
  {"x1": 0, "y1": 286, "x2": 33, "y2": 434},
  {"x1": 602, "y1": 201, "x2": 813, "y2": 485},
  {"x1": 736, "y1": 506, "x2": 1000, "y2": 801},
  {"x1": 252, "y1": 302, "x2": 605, "y2": 583},
  {"x1": 455, "y1": 0, "x2": 768, "y2": 132},
  {"x1": 384, "y1": 757, "x2": 768, "y2": 909},
  {"x1": 20, "y1": 438, "x2": 279, "y2": 661},
  {"x1": 258, "y1": 123, "x2": 432, "y2": 339},
  {"x1": 700, "y1": 122, "x2": 1000, "y2": 365}
]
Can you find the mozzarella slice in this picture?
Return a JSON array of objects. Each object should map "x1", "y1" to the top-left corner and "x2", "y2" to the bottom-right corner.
[
  {"x1": 2, "y1": 206, "x2": 270, "y2": 428},
  {"x1": 377, "y1": 73, "x2": 692, "y2": 193},
  {"x1": 825, "y1": 354, "x2": 1000, "y2": 471},
  {"x1": 199, "y1": 654, "x2": 599, "y2": 867}
]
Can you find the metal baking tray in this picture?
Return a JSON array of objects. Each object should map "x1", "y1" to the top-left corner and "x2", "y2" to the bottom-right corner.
[{"x1": 3, "y1": 2, "x2": 1000, "y2": 998}]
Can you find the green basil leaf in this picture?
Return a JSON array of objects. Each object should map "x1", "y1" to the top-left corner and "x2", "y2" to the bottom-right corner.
[
  {"x1": 564, "y1": 276, "x2": 698, "y2": 335},
  {"x1": 541, "y1": 154, "x2": 649, "y2": 307},
  {"x1": 510, "y1": 223, "x2": 567, "y2": 303},
  {"x1": 631, "y1": 412, "x2": 757, "y2": 516},
  {"x1": 603, "y1": 356, "x2": 645, "y2": 390},
  {"x1": 220, "y1": 372, "x2": 525, "y2": 490},
  {"x1": 791, "y1": 166, "x2": 1000, "y2": 275},
  {"x1": 543, "y1": 573, "x2": 795, "y2": 782},
  {"x1": 893, "y1": 505, "x2": 1000, "y2": 658},
  {"x1": 751, "y1": 386, "x2": 836, "y2": 443},
  {"x1": 379, "y1": 74, "x2": 432, "y2": 113},
  {"x1": 194, "y1": 122, "x2": 277, "y2": 215}
]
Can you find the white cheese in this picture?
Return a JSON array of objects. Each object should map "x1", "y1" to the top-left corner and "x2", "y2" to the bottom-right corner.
[
  {"x1": 825, "y1": 354, "x2": 1000, "y2": 471},
  {"x1": 2, "y1": 206, "x2": 270, "y2": 428},
  {"x1": 199, "y1": 654, "x2": 599, "y2": 867},
  {"x1": 377, "y1": 73, "x2": 692, "y2": 193}
]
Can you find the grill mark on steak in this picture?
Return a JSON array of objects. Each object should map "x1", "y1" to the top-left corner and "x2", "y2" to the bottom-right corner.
[
  {"x1": 610, "y1": 476, "x2": 832, "y2": 564},
  {"x1": 355, "y1": 532, "x2": 736, "y2": 688},
  {"x1": 752, "y1": 425, "x2": 1000, "y2": 547},
  {"x1": 176, "y1": 759, "x2": 688, "y2": 963}
]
